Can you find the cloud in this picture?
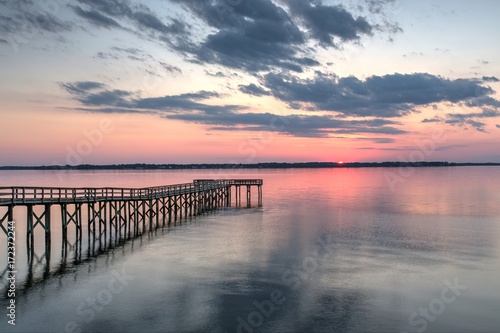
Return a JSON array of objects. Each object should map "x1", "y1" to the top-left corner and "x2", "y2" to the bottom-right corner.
[
  {"x1": 71, "y1": 5, "x2": 121, "y2": 28},
  {"x1": 79, "y1": 89, "x2": 132, "y2": 107},
  {"x1": 465, "y1": 119, "x2": 486, "y2": 132},
  {"x1": 135, "y1": 92, "x2": 246, "y2": 114},
  {"x1": 286, "y1": 0, "x2": 372, "y2": 45},
  {"x1": 23, "y1": 12, "x2": 72, "y2": 32},
  {"x1": 73, "y1": 0, "x2": 187, "y2": 41},
  {"x1": 483, "y1": 76, "x2": 499, "y2": 82},
  {"x1": 0, "y1": 0, "x2": 398, "y2": 76},
  {"x1": 59, "y1": 81, "x2": 106, "y2": 95},
  {"x1": 111, "y1": 46, "x2": 153, "y2": 61},
  {"x1": 166, "y1": 112, "x2": 406, "y2": 138},
  {"x1": 239, "y1": 84, "x2": 270, "y2": 96},
  {"x1": 160, "y1": 62, "x2": 182, "y2": 75},
  {"x1": 132, "y1": 12, "x2": 185, "y2": 34},
  {"x1": 61, "y1": 80, "x2": 405, "y2": 138},
  {"x1": 0, "y1": 4, "x2": 72, "y2": 39},
  {"x1": 496, "y1": 124, "x2": 500, "y2": 129},
  {"x1": 93, "y1": 46, "x2": 154, "y2": 62},
  {"x1": 444, "y1": 116, "x2": 487, "y2": 132},
  {"x1": 421, "y1": 117, "x2": 442, "y2": 123},
  {"x1": 205, "y1": 70, "x2": 226, "y2": 78},
  {"x1": 443, "y1": 108, "x2": 500, "y2": 132},
  {"x1": 75, "y1": 0, "x2": 134, "y2": 18},
  {"x1": 171, "y1": 0, "x2": 379, "y2": 72},
  {"x1": 61, "y1": 81, "x2": 244, "y2": 114},
  {"x1": 354, "y1": 137, "x2": 395, "y2": 144},
  {"x1": 262, "y1": 72, "x2": 500, "y2": 118}
]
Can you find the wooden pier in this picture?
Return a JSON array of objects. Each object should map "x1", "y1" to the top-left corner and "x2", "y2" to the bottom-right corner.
[{"x1": 0, "y1": 179, "x2": 262, "y2": 259}]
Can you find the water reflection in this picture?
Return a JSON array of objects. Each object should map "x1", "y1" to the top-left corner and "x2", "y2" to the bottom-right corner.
[
  {"x1": 1, "y1": 168, "x2": 500, "y2": 332},
  {"x1": 0, "y1": 210, "x2": 224, "y2": 300}
]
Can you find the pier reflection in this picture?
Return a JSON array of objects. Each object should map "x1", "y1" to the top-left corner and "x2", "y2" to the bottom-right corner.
[{"x1": 1, "y1": 211, "x2": 201, "y2": 298}]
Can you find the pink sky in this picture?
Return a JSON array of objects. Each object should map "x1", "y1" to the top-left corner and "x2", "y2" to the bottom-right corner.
[{"x1": 1, "y1": 1, "x2": 499, "y2": 165}]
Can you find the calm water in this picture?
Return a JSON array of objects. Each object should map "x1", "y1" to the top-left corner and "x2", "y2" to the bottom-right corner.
[{"x1": 1, "y1": 167, "x2": 500, "y2": 333}]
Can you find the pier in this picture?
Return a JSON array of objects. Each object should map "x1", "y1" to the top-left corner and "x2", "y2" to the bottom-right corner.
[{"x1": 0, "y1": 179, "x2": 263, "y2": 259}]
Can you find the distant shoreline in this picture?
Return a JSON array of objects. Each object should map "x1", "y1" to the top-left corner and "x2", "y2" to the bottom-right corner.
[{"x1": 1, "y1": 162, "x2": 500, "y2": 170}]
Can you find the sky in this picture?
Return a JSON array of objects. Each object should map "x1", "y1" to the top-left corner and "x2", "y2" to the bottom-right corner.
[{"x1": 0, "y1": 0, "x2": 499, "y2": 166}]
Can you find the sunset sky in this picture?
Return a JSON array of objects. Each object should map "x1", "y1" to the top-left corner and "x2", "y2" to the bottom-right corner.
[{"x1": 1, "y1": 0, "x2": 499, "y2": 165}]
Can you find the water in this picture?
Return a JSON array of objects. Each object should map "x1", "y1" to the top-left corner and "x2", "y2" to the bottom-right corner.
[{"x1": 1, "y1": 167, "x2": 500, "y2": 332}]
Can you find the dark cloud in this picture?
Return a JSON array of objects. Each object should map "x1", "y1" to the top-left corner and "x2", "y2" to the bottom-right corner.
[
  {"x1": 172, "y1": 0, "x2": 375, "y2": 72},
  {"x1": 354, "y1": 137, "x2": 395, "y2": 144},
  {"x1": 134, "y1": 91, "x2": 245, "y2": 114},
  {"x1": 61, "y1": 81, "x2": 243, "y2": 114},
  {"x1": 23, "y1": 12, "x2": 72, "y2": 32},
  {"x1": 61, "y1": 80, "x2": 405, "y2": 138},
  {"x1": 73, "y1": 0, "x2": 187, "y2": 41},
  {"x1": 112, "y1": 46, "x2": 142, "y2": 55},
  {"x1": 167, "y1": 112, "x2": 405, "y2": 138},
  {"x1": 0, "y1": 4, "x2": 72, "y2": 42},
  {"x1": 239, "y1": 84, "x2": 270, "y2": 96},
  {"x1": 496, "y1": 124, "x2": 500, "y2": 129},
  {"x1": 75, "y1": 0, "x2": 133, "y2": 18},
  {"x1": 0, "y1": 0, "x2": 397, "y2": 76},
  {"x1": 444, "y1": 115, "x2": 487, "y2": 132},
  {"x1": 59, "y1": 81, "x2": 106, "y2": 95},
  {"x1": 160, "y1": 62, "x2": 182, "y2": 74},
  {"x1": 483, "y1": 76, "x2": 499, "y2": 82},
  {"x1": 286, "y1": 0, "x2": 372, "y2": 46},
  {"x1": 205, "y1": 70, "x2": 226, "y2": 78},
  {"x1": 71, "y1": 5, "x2": 121, "y2": 28},
  {"x1": 110, "y1": 46, "x2": 153, "y2": 61},
  {"x1": 447, "y1": 109, "x2": 500, "y2": 119},
  {"x1": 79, "y1": 89, "x2": 132, "y2": 107},
  {"x1": 132, "y1": 12, "x2": 185, "y2": 34},
  {"x1": 0, "y1": 14, "x2": 16, "y2": 35},
  {"x1": 421, "y1": 117, "x2": 442, "y2": 123},
  {"x1": 465, "y1": 119, "x2": 486, "y2": 132},
  {"x1": 443, "y1": 108, "x2": 500, "y2": 132},
  {"x1": 365, "y1": 0, "x2": 396, "y2": 14},
  {"x1": 60, "y1": 81, "x2": 132, "y2": 106},
  {"x1": 465, "y1": 96, "x2": 500, "y2": 109},
  {"x1": 74, "y1": 107, "x2": 151, "y2": 115},
  {"x1": 263, "y1": 72, "x2": 499, "y2": 118},
  {"x1": 95, "y1": 51, "x2": 118, "y2": 60}
]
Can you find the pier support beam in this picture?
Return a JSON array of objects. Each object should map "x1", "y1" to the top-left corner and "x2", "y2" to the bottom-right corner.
[
  {"x1": 26, "y1": 204, "x2": 52, "y2": 255},
  {"x1": 87, "y1": 202, "x2": 105, "y2": 247},
  {"x1": 0, "y1": 206, "x2": 14, "y2": 253},
  {"x1": 258, "y1": 185, "x2": 263, "y2": 207}
]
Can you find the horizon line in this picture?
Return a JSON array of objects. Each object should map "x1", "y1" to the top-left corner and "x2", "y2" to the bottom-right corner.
[{"x1": 1, "y1": 161, "x2": 500, "y2": 170}]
